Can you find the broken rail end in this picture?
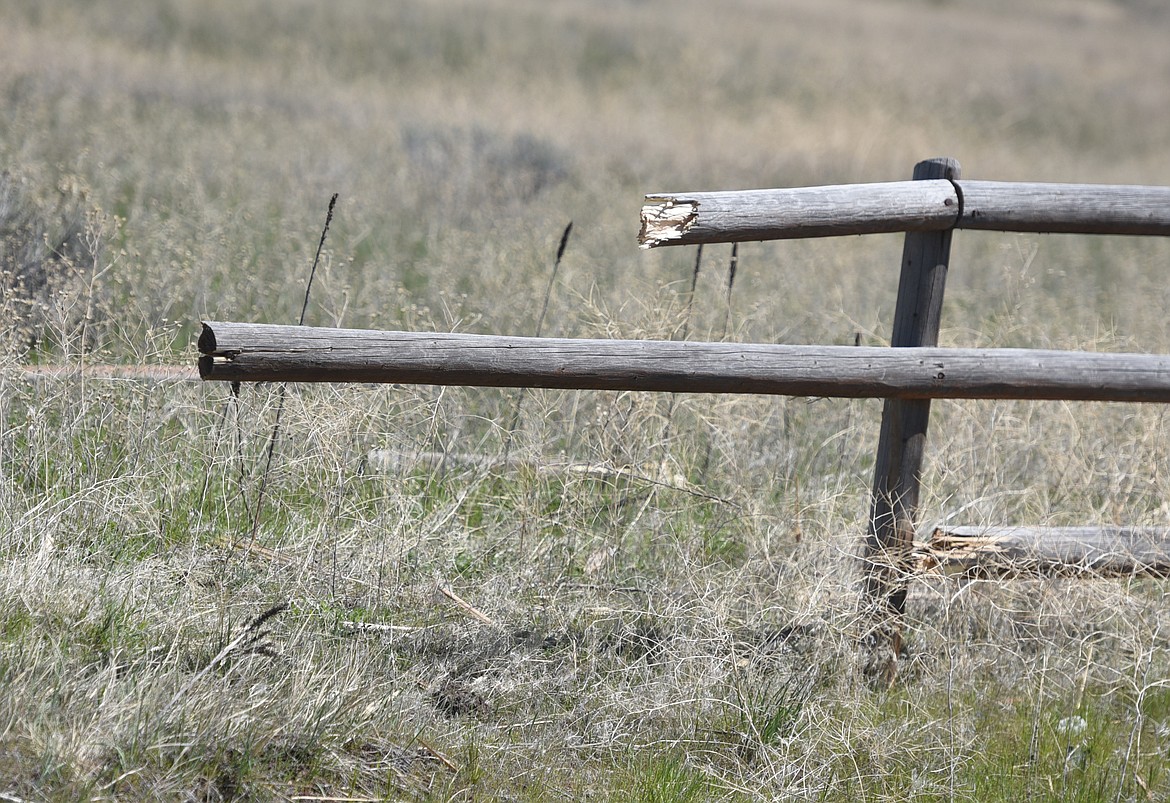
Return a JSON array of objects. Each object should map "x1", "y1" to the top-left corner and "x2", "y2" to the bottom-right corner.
[{"x1": 638, "y1": 195, "x2": 698, "y2": 249}]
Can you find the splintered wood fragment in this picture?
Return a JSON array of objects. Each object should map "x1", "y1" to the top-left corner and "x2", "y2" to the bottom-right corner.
[
  {"x1": 923, "y1": 525, "x2": 1170, "y2": 577},
  {"x1": 639, "y1": 197, "x2": 699, "y2": 246}
]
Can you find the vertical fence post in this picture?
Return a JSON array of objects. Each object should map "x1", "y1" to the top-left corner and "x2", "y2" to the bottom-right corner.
[{"x1": 861, "y1": 157, "x2": 961, "y2": 685}]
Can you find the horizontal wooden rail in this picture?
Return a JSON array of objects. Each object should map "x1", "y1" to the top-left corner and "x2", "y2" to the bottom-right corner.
[
  {"x1": 639, "y1": 180, "x2": 1170, "y2": 247},
  {"x1": 956, "y1": 182, "x2": 1170, "y2": 235},
  {"x1": 639, "y1": 181, "x2": 958, "y2": 246},
  {"x1": 923, "y1": 525, "x2": 1170, "y2": 578},
  {"x1": 199, "y1": 321, "x2": 1170, "y2": 402}
]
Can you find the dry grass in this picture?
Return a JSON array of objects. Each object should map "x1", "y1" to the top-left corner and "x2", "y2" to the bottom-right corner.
[{"x1": 3, "y1": 0, "x2": 1170, "y2": 799}]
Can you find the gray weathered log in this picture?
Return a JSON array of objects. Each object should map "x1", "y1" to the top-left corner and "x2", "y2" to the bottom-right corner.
[
  {"x1": 958, "y1": 181, "x2": 1170, "y2": 235},
  {"x1": 198, "y1": 321, "x2": 1170, "y2": 401},
  {"x1": 924, "y1": 525, "x2": 1170, "y2": 577},
  {"x1": 639, "y1": 179, "x2": 1170, "y2": 247},
  {"x1": 639, "y1": 180, "x2": 959, "y2": 247}
]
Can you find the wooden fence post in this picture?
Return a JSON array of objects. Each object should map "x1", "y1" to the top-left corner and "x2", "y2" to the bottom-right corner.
[{"x1": 861, "y1": 157, "x2": 960, "y2": 685}]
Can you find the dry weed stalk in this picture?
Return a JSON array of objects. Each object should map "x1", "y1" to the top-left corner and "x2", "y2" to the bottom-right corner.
[{"x1": 160, "y1": 602, "x2": 290, "y2": 719}]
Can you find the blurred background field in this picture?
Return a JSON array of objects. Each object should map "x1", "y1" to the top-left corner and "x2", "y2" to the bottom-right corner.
[{"x1": 3, "y1": 0, "x2": 1170, "y2": 799}]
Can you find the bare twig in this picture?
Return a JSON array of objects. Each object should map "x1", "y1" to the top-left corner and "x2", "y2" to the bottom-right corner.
[
  {"x1": 503, "y1": 221, "x2": 572, "y2": 461},
  {"x1": 657, "y1": 244, "x2": 704, "y2": 455},
  {"x1": 700, "y1": 243, "x2": 739, "y2": 482},
  {"x1": 719, "y1": 241, "x2": 739, "y2": 342},
  {"x1": 681, "y1": 243, "x2": 703, "y2": 342},
  {"x1": 247, "y1": 194, "x2": 339, "y2": 547},
  {"x1": 437, "y1": 583, "x2": 496, "y2": 626},
  {"x1": 416, "y1": 738, "x2": 459, "y2": 772}
]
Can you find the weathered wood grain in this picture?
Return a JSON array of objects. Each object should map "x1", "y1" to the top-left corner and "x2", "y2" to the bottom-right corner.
[
  {"x1": 958, "y1": 181, "x2": 1170, "y2": 235},
  {"x1": 199, "y1": 321, "x2": 1170, "y2": 401},
  {"x1": 862, "y1": 158, "x2": 959, "y2": 684},
  {"x1": 639, "y1": 179, "x2": 1170, "y2": 247},
  {"x1": 639, "y1": 180, "x2": 959, "y2": 247}
]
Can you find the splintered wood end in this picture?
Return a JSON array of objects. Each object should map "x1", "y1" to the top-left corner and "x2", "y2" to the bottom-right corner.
[{"x1": 638, "y1": 196, "x2": 698, "y2": 249}]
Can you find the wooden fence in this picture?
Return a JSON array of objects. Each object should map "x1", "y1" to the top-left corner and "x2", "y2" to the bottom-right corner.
[{"x1": 199, "y1": 157, "x2": 1170, "y2": 683}]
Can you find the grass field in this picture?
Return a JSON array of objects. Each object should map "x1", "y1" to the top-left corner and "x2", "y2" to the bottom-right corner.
[{"x1": 4, "y1": 0, "x2": 1170, "y2": 799}]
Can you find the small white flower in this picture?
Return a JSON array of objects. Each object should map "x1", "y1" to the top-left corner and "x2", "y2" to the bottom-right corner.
[{"x1": 1056, "y1": 715, "x2": 1087, "y2": 737}]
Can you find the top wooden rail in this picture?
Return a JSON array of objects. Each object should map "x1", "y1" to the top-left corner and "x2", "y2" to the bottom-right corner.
[{"x1": 638, "y1": 180, "x2": 1170, "y2": 247}]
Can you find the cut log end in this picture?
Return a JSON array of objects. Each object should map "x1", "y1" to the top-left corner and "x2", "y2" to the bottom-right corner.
[
  {"x1": 638, "y1": 196, "x2": 698, "y2": 249},
  {"x1": 197, "y1": 354, "x2": 220, "y2": 380},
  {"x1": 197, "y1": 322, "x2": 218, "y2": 354}
]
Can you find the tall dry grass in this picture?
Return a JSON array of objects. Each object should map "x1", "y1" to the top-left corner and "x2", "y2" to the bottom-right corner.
[{"x1": 3, "y1": 0, "x2": 1170, "y2": 799}]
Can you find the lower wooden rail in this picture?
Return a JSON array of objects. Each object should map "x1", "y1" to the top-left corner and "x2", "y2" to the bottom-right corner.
[
  {"x1": 198, "y1": 321, "x2": 1170, "y2": 403},
  {"x1": 922, "y1": 525, "x2": 1170, "y2": 578}
]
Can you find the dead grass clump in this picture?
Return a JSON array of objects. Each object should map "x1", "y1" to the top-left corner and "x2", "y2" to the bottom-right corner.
[{"x1": 0, "y1": 170, "x2": 110, "y2": 358}]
